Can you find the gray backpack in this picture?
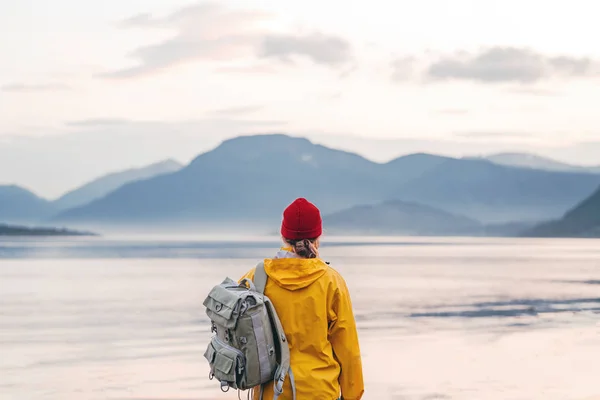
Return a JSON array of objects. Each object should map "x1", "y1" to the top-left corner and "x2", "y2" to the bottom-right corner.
[{"x1": 203, "y1": 262, "x2": 296, "y2": 400}]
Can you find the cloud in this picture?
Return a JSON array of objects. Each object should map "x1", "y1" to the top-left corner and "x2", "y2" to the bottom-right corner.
[
  {"x1": 259, "y1": 33, "x2": 352, "y2": 65},
  {"x1": 100, "y1": 2, "x2": 352, "y2": 79},
  {"x1": 391, "y1": 57, "x2": 417, "y2": 81},
  {"x1": 1, "y1": 83, "x2": 72, "y2": 92},
  {"x1": 99, "y1": 3, "x2": 271, "y2": 79},
  {"x1": 425, "y1": 47, "x2": 600, "y2": 84},
  {"x1": 390, "y1": 47, "x2": 600, "y2": 85},
  {"x1": 207, "y1": 105, "x2": 264, "y2": 117},
  {"x1": 118, "y1": 12, "x2": 153, "y2": 27}
]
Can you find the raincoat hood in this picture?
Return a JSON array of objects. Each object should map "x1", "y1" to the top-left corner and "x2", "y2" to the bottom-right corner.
[{"x1": 263, "y1": 248, "x2": 328, "y2": 291}]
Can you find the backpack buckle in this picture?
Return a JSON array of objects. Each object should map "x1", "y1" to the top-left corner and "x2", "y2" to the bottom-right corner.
[
  {"x1": 220, "y1": 381, "x2": 230, "y2": 392},
  {"x1": 275, "y1": 372, "x2": 286, "y2": 392},
  {"x1": 274, "y1": 377, "x2": 284, "y2": 395}
]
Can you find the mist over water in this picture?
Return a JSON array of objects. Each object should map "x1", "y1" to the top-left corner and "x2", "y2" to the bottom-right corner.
[{"x1": 1, "y1": 236, "x2": 599, "y2": 400}]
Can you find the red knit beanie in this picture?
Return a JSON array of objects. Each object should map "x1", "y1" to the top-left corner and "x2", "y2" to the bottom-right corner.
[{"x1": 280, "y1": 198, "x2": 322, "y2": 240}]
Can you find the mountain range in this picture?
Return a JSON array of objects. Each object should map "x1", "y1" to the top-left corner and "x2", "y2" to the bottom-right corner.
[
  {"x1": 323, "y1": 200, "x2": 542, "y2": 237},
  {"x1": 51, "y1": 135, "x2": 388, "y2": 230},
  {"x1": 0, "y1": 159, "x2": 181, "y2": 225},
  {"x1": 324, "y1": 200, "x2": 484, "y2": 236},
  {"x1": 0, "y1": 185, "x2": 58, "y2": 224},
  {"x1": 523, "y1": 185, "x2": 600, "y2": 237},
  {"x1": 1, "y1": 134, "x2": 599, "y2": 237},
  {"x1": 53, "y1": 159, "x2": 182, "y2": 210},
  {"x1": 475, "y1": 153, "x2": 600, "y2": 174},
  {"x1": 389, "y1": 156, "x2": 599, "y2": 224}
]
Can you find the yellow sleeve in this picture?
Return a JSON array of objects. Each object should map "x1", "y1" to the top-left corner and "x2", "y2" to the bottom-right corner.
[{"x1": 329, "y1": 275, "x2": 365, "y2": 400}]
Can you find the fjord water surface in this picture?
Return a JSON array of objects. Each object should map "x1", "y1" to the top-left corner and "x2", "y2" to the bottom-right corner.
[{"x1": 1, "y1": 236, "x2": 599, "y2": 400}]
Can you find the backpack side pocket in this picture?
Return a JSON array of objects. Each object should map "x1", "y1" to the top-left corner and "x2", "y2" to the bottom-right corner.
[{"x1": 206, "y1": 336, "x2": 247, "y2": 391}]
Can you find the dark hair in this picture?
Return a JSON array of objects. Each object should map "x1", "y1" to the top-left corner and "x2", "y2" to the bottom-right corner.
[{"x1": 284, "y1": 238, "x2": 319, "y2": 259}]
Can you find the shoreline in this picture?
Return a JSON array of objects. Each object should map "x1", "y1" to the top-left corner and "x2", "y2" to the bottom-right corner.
[{"x1": 0, "y1": 223, "x2": 97, "y2": 237}]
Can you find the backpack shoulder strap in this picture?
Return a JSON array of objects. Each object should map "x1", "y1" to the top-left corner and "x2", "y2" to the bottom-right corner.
[
  {"x1": 252, "y1": 260, "x2": 296, "y2": 400},
  {"x1": 254, "y1": 260, "x2": 268, "y2": 294},
  {"x1": 264, "y1": 297, "x2": 295, "y2": 400}
]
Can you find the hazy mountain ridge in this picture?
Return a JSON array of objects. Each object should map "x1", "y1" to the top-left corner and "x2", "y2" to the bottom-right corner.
[
  {"x1": 477, "y1": 152, "x2": 600, "y2": 173},
  {"x1": 323, "y1": 200, "x2": 540, "y2": 237},
  {"x1": 52, "y1": 134, "x2": 391, "y2": 228},
  {"x1": 323, "y1": 200, "x2": 484, "y2": 236},
  {"x1": 54, "y1": 159, "x2": 182, "y2": 210},
  {"x1": 3, "y1": 134, "x2": 600, "y2": 237},
  {"x1": 0, "y1": 160, "x2": 183, "y2": 227},
  {"x1": 50, "y1": 134, "x2": 600, "y2": 232},
  {"x1": 524, "y1": 185, "x2": 600, "y2": 237},
  {"x1": 391, "y1": 157, "x2": 600, "y2": 223},
  {"x1": 0, "y1": 185, "x2": 58, "y2": 225}
]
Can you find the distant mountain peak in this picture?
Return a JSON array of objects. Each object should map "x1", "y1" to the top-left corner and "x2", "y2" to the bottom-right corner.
[
  {"x1": 0, "y1": 184, "x2": 46, "y2": 199},
  {"x1": 187, "y1": 133, "x2": 364, "y2": 169},
  {"x1": 386, "y1": 152, "x2": 454, "y2": 164},
  {"x1": 215, "y1": 133, "x2": 313, "y2": 151},
  {"x1": 478, "y1": 152, "x2": 600, "y2": 174},
  {"x1": 53, "y1": 158, "x2": 183, "y2": 210},
  {"x1": 107, "y1": 158, "x2": 183, "y2": 176},
  {"x1": 489, "y1": 152, "x2": 541, "y2": 158},
  {"x1": 400, "y1": 152, "x2": 448, "y2": 159},
  {"x1": 0, "y1": 184, "x2": 57, "y2": 224},
  {"x1": 0, "y1": 184, "x2": 27, "y2": 193},
  {"x1": 147, "y1": 158, "x2": 183, "y2": 169},
  {"x1": 223, "y1": 132, "x2": 302, "y2": 141}
]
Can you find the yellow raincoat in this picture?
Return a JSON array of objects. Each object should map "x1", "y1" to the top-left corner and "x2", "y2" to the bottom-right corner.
[{"x1": 239, "y1": 248, "x2": 364, "y2": 400}]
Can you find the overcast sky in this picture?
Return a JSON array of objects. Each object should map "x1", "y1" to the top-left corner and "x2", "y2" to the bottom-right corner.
[{"x1": 1, "y1": 0, "x2": 600, "y2": 198}]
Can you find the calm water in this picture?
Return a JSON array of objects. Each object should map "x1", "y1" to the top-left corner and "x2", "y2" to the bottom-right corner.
[{"x1": 1, "y1": 236, "x2": 599, "y2": 400}]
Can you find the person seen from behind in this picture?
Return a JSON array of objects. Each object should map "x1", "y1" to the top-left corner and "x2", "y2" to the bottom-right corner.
[{"x1": 240, "y1": 197, "x2": 364, "y2": 400}]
